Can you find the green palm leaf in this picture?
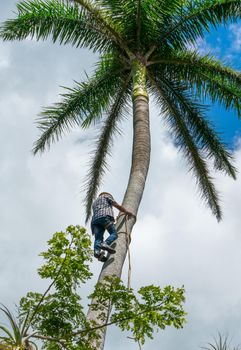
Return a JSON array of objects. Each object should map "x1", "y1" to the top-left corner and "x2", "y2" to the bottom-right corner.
[
  {"x1": 150, "y1": 50, "x2": 241, "y2": 117},
  {"x1": 0, "y1": 0, "x2": 115, "y2": 52},
  {"x1": 0, "y1": 306, "x2": 24, "y2": 347},
  {"x1": 159, "y1": 0, "x2": 241, "y2": 49},
  {"x1": 149, "y1": 74, "x2": 222, "y2": 220},
  {"x1": 0, "y1": 306, "x2": 38, "y2": 349},
  {"x1": 150, "y1": 74, "x2": 237, "y2": 178},
  {"x1": 95, "y1": 0, "x2": 138, "y2": 39},
  {"x1": 70, "y1": 0, "x2": 130, "y2": 51},
  {"x1": 20, "y1": 310, "x2": 30, "y2": 337},
  {"x1": 149, "y1": 50, "x2": 241, "y2": 86},
  {"x1": 203, "y1": 333, "x2": 240, "y2": 350},
  {"x1": 0, "y1": 327, "x2": 15, "y2": 343},
  {"x1": 33, "y1": 54, "x2": 128, "y2": 154},
  {"x1": 0, "y1": 307, "x2": 21, "y2": 343}
]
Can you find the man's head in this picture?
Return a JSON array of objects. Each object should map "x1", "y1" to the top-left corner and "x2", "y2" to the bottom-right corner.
[{"x1": 99, "y1": 192, "x2": 112, "y2": 197}]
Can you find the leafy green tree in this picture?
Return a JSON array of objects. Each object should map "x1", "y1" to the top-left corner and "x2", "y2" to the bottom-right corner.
[
  {"x1": 0, "y1": 226, "x2": 186, "y2": 350},
  {"x1": 1, "y1": 0, "x2": 241, "y2": 348}
]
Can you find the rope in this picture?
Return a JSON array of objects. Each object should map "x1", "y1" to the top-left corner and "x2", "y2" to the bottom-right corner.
[{"x1": 117, "y1": 213, "x2": 132, "y2": 289}]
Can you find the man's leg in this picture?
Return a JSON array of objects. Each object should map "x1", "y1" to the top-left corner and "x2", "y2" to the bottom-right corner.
[
  {"x1": 91, "y1": 222, "x2": 105, "y2": 254},
  {"x1": 104, "y1": 219, "x2": 118, "y2": 246}
]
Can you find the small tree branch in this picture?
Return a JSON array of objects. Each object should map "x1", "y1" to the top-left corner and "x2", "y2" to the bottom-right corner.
[
  {"x1": 127, "y1": 337, "x2": 142, "y2": 349},
  {"x1": 31, "y1": 334, "x2": 66, "y2": 346}
]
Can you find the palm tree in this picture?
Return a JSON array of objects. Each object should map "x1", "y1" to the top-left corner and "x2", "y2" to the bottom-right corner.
[{"x1": 1, "y1": 0, "x2": 241, "y2": 348}]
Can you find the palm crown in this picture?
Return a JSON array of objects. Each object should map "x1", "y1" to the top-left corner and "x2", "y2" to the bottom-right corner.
[{"x1": 1, "y1": 0, "x2": 241, "y2": 221}]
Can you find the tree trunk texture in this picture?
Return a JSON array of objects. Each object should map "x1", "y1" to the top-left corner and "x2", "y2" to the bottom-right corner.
[{"x1": 87, "y1": 60, "x2": 151, "y2": 350}]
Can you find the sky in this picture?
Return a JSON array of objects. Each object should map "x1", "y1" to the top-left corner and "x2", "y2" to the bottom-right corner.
[{"x1": 0, "y1": 1, "x2": 241, "y2": 350}]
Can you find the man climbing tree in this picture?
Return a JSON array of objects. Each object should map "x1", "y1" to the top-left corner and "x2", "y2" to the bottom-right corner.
[{"x1": 91, "y1": 192, "x2": 134, "y2": 262}]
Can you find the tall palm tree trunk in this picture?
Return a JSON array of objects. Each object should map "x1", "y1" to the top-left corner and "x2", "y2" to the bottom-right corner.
[{"x1": 87, "y1": 60, "x2": 151, "y2": 350}]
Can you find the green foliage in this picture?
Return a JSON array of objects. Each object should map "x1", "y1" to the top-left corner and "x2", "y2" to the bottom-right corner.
[
  {"x1": 148, "y1": 74, "x2": 237, "y2": 219},
  {"x1": 151, "y1": 50, "x2": 241, "y2": 117},
  {"x1": 20, "y1": 290, "x2": 86, "y2": 341},
  {"x1": 33, "y1": 53, "x2": 128, "y2": 154},
  {"x1": 38, "y1": 225, "x2": 93, "y2": 286},
  {"x1": 19, "y1": 225, "x2": 93, "y2": 347},
  {"x1": 90, "y1": 277, "x2": 186, "y2": 345},
  {"x1": 0, "y1": 225, "x2": 186, "y2": 350},
  {"x1": 203, "y1": 333, "x2": 241, "y2": 350},
  {"x1": 0, "y1": 0, "x2": 114, "y2": 51},
  {"x1": 158, "y1": 0, "x2": 241, "y2": 50},
  {"x1": 0, "y1": 305, "x2": 37, "y2": 350}
]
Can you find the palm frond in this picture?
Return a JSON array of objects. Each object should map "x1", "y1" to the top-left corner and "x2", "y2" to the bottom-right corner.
[
  {"x1": 136, "y1": 0, "x2": 141, "y2": 48},
  {"x1": 139, "y1": 0, "x2": 183, "y2": 49},
  {"x1": 182, "y1": 99, "x2": 237, "y2": 179},
  {"x1": 98, "y1": 0, "x2": 182, "y2": 51},
  {"x1": 70, "y1": 0, "x2": 131, "y2": 53},
  {"x1": 84, "y1": 73, "x2": 132, "y2": 222},
  {"x1": 159, "y1": 0, "x2": 241, "y2": 49},
  {"x1": 33, "y1": 54, "x2": 128, "y2": 154},
  {"x1": 90, "y1": 0, "x2": 155, "y2": 52},
  {"x1": 0, "y1": 306, "x2": 25, "y2": 348},
  {"x1": 150, "y1": 72, "x2": 237, "y2": 179},
  {"x1": 20, "y1": 310, "x2": 31, "y2": 337},
  {"x1": 149, "y1": 51, "x2": 241, "y2": 117},
  {"x1": 96, "y1": 0, "x2": 137, "y2": 33},
  {"x1": 149, "y1": 50, "x2": 241, "y2": 86},
  {"x1": 0, "y1": 327, "x2": 14, "y2": 343},
  {"x1": 203, "y1": 333, "x2": 240, "y2": 350},
  {"x1": 198, "y1": 74, "x2": 241, "y2": 117},
  {"x1": 149, "y1": 73, "x2": 222, "y2": 220},
  {"x1": 0, "y1": 307, "x2": 20, "y2": 343},
  {"x1": 0, "y1": 0, "x2": 115, "y2": 52}
]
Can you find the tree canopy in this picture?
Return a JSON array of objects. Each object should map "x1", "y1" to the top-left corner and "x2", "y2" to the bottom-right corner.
[{"x1": 0, "y1": 225, "x2": 186, "y2": 350}]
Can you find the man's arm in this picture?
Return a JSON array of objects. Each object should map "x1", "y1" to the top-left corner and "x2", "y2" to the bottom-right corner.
[{"x1": 112, "y1": 201, "x2": 135, "y2": 219}]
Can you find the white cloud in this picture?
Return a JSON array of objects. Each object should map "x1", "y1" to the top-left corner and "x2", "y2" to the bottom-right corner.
[
  {"x1": 187, "y1": 37, "x2": 221, "y2": 56},
  {"x1": 229, "y1": 23, "x2": 241, "y2": 52},
  {"x1": 0, "y1": 43, "x2": 11, "y2": 69},
  {"x1": 0, "y1": 57, "x2": 9, "y2": 69}
]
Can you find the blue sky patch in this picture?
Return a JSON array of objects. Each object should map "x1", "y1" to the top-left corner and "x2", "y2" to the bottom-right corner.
[{"x1": 198, "y1": 23, "x2": 241, "y2": 149}]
